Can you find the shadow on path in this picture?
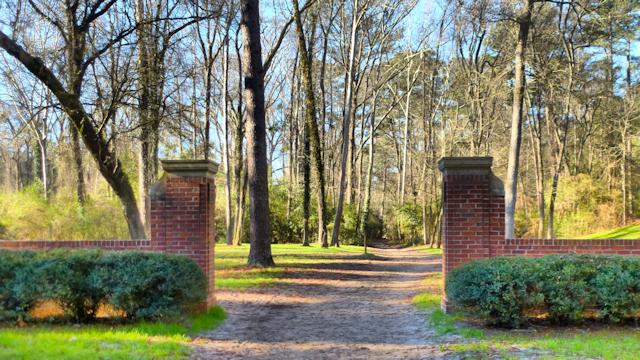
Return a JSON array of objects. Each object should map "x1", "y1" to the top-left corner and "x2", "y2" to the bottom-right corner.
[{"x1": 191, "y1": 248, "x2": 460, "y2": 360}]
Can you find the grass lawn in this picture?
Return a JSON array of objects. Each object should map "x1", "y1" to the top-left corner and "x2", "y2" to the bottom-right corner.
[
  {"x1": 215, "y1": 243, "x2": 367, "y2": 289},
  {"x1": 0, "y1": 306, "x2": 225, "y2": 359},
  {"x1": 413, "y1": 272, "x2": 640, "y2": 359},
  {"x1": 0, "y1": 243, "x2": 363, "y2": 359},
  {"x1": 584, "y1": 223, "x2": 640, "y2": 239},
  {"x1": 411, "y1": 246, "x2": 443, "y2": 255}
]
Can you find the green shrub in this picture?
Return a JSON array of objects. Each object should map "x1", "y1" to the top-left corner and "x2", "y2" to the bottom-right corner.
[
  {"x1": 395, "y1": 203, "x2": 423, "y2": 245},
  {"x1": 363, "y1": 212, "x2": 383, "y2": 243},
  {"x1": 592, "y1": 258, "x2": 640, "y2": 323},
  {"x1": 0, "y1": 249, "x2": 206, "y2": 323},
  {"x1": 446, "y1": 254, "x2": 640, "y2": 327},
  {"x1": 446, "y1": 257, "x2": 540, "y2": 327},
  {"x1": 94, "y1": 252, "x2": 207, "y2": 319},
  {"x1": 535, "y1": 255, "x2": 597, "y2": 323},
  {"x1": 15, "y1": 250, "x2": 104, "y2": 322},
  {"x1": 0, "y1": 251, "x2": 35, "y2": 321}
]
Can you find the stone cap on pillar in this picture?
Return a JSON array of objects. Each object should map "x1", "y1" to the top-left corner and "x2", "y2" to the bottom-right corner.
[
  {"x1": 438, "y1": 157, "x2": 503, "y2": 195},
  {"x1": 160, "y1": 159, "x2": 219, "y2": 180},
  {"x1": 438, "y1": 157, "x2": 493, "y2": 175}
]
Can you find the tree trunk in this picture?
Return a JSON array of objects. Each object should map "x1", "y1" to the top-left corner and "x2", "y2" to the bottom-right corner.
[
  {"x1": 39, "y1": 135, "x2": 48, "y2": 200},
  {"x1": 359, "y1": 91, "x2": 377, "y2": 247},
  {"x1": 240, "y1": 0, "x2": 275, "y2": 266},
  {"x1": 548, "y1": 85, "x2": 571, "y2": 239},
  {"x1": 547, "y1": 124, "x2": 568, "y2": 239},
  {"x1": 223, "y1": 32, "x2": 234, "y2": 246},
  {"x1": 286, "y1": 51, "x2": 298, "y2": 222},
  {"x1": 346, "y1": 93, "x2": 357, "y2": 205},
  {"x1": 302, "y1": 121, "x2": 311, "y2": 246},
  {"x1": 233, "y1": 33, "x2": 245, "y2": 246},
  {"x1": 331, "y1": 0, "x2": 359, "y2": 247},
  {"x1": 292, "y1": 0, "x2": 328, "y2": 247},
  {"x1": 234, "y1": 167, "x2": 248, "y2": 245},
  {"x1": 400, "y1": 80, "x2": 411, "y2": 204},
  {"x1": 505, "y1": 0, "x2": 533, "y2": 239},
  {"x1": 70, "y1": 123, "x2": 86, "y2": 204},
  {"x1": 135, "y1": 0, "x2": 163, "y2": 237},
  {"x1": 531, "y1": 113, "x2": 545, "y2": 238}
]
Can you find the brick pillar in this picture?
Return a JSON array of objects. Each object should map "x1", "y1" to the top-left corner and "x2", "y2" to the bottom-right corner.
[
  {"x1": 150, "y1": 159, "x2": 218, "y2": 308},
  {"x1": 438, "y1": 157, "x2": 504, "y2": 311}
]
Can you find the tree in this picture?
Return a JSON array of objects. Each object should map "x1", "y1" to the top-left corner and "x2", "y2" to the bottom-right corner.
[
  {"x1": 240, "y1": 0, "x2": 275, "y2": 266},
  {"x1": 0, "y1": 1, "x2": 146, "y2": 239},
  {"x1": 331, "y1": 0, "x2": 361, "y2": 247},
  {"x1": 505, "y1": 0, "x2": 534, "y2": 239},
  {"x1": 292, "y1": 0, "x2": 329, "y2": 247}
]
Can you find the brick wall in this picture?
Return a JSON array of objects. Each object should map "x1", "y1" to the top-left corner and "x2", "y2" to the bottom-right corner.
[
  {"x1": 0, "y1": 159, "x2": 218, "y2": 309},
  {"x1": 0, "y1": 240, "x2": 154, "y2": 251},
  {"x1": 439, "y1": 156, "x2": 640, "y2": 311},
  {"x1": 498, "y1": 238, "x2": 640, "y2": 256},
  {"x1": 150, "y1": 160, "x2": 217, "y2": 307},
  {"x1": 439, "y1": 157, "x2": 505, "y2": 276}
]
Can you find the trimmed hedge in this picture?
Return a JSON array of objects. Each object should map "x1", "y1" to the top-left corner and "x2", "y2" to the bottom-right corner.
[
  {"x1": 446, "y1": 254, "x2": 640, "y2": 327},
  {"x1": 0, "y1": 250, "x2": 206, "y2": 322}
]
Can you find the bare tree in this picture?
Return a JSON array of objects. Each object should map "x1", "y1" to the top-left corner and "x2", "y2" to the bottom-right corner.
[
  {"x1": 505, "y1": 0, "x2": 534, "y2": 239},
  {"x1": 0, "y1": 1, "x2": 146, "y2": 239}
]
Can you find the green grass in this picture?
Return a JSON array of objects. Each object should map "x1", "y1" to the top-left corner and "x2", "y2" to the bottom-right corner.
[
  {"x1": 413, "y1": 293, "x2": 481, "y2": 338},
  {"x1": 215, "y1": 243, "x2": 367, "y2": 289},
  {"x1": 584, "y1": 223, "x2": 640, "y2": 239},
  {"x1": 413, "y1": 288, "x2": 640, "y2": 358},
  {"x1": 500, "y1": 330, "x2": 640, "y2": 360},
  {"x1": 411, "y1": 246, "x2": 443, "y2": 255},
  {"x1": 446, "y1": 330, "x2": 640, "y2": 360},
  {"x1": 0, "y1": 306, "x2": 226, "y2": 360},
  {"x1": 216, "y1": 268, "x2": 286, "y2": 289},
  {"x1": 412, "y1": 292, "x2": 441, "y2": 310}
]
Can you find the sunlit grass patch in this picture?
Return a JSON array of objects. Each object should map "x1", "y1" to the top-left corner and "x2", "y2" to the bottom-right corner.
[
  {"x1": 584, "y1": 223, "x2": 640, "y2": 239},
  {"x1": 214, "y1": 243, "x2": 367, "y2": 289},
  {"x1": 0, "y1": 326, "x2": 189, "y2": 360},
  {"x1": 492, "y1": 329, "x2": 640, "y2": 360},
  {"x1": 0, "y1": 305, "x2": 225, "y2": 360},
  {"x1": 444, "y1": 329, "x2": 640, "y2": 360},
  {"x1": 413, "y1": 292, "x2": 441, "y2": 310},
  {"x1": 413, "y1": 291, "x2": 481, "y2": 338},
  {"x1": 216, "y1": 268, "x2": 285, "y2": 289},
  {"x1": 412, "y1": 246, "x2": 443, "y2": 255}
]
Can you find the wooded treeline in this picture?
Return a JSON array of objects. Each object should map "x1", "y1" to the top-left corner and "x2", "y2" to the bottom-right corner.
[{"x1": 0, "y1": 0, "x2": 638, "y2": 263}]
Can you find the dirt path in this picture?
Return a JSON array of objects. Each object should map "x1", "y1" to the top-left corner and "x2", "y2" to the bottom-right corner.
[{"x1": 191, "y1": 248, "x2": 458, "y2": 359}]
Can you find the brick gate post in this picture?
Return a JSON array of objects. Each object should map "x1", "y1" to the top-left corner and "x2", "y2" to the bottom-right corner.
[
  {"x1": 150, "y1": 160, "x2": 218, "y2": 308},
  {"x1": 438, "y1": 157, "x2": 504, "y2": 311}
]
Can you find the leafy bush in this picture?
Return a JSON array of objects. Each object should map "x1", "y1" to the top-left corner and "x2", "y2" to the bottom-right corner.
[
  {"x1": 94, "y1": 252, "x2": 206, "y2": 319},
  {"x1": 269, "y1": 184, "x2": 304, "y2": 243},
  {"x1": 535, "y1": 255, "x2": 597, "y2": 323},
  {"x1": 591, "y1": 258, "x2": 640, "y2": 323},
  {"x1": 338, "y1": 204, "x2": 360, "y2": 245},
  {"x1": 0, "y1": 251, "x2": 35, "y2": 321},
  {"x1": 15, "y1": 250, "x2": 104, "y2": 322},
  {"x1": 363, "y1": 211, "x2": 383, "y2": 243},
  {"x1": 446, "y1": 254, "x2": 640, "y2": 327},
  {"x1": 446, "y1": 257, "x2": 539, "y2": 327},
  {"x1": 395, "y1": 203, "x2": 423, "y2": 245},
  {"x1": 0, "y1": 250, "x2": 206, "y2": 323}
]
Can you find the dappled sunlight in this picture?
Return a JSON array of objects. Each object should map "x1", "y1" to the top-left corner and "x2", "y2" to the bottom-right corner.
[
  {"x1": 215, "y1": 291, "x2": 332, "y2": 305},
  {"x1": 197, "y1": 248, "x2": 449, "y2": 358}
]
